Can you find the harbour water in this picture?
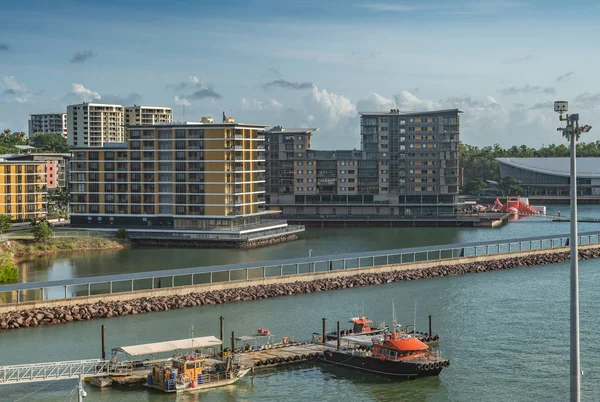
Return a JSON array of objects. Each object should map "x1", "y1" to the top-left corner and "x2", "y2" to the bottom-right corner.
[
  {"x1": 3, "y1": 204, "x2": 600, "y2": 401},
  {"x1": 16, "y1": 204, "x2": 600, "y2": 284}
]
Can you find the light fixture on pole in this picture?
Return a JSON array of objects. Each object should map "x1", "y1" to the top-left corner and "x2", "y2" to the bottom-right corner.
[{"x1": 555, "y1": 100, "x2": 591, "y2": 402}]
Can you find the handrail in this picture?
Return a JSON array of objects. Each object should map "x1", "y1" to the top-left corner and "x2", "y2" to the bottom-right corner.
[{"x1": 1, "y1": 230, "x2": 599, "y2": 304}]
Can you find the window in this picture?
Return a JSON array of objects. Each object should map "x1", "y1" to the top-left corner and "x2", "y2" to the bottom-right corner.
[{"x1": 296, "y1": 170, "x2": 303, "y2": 174}]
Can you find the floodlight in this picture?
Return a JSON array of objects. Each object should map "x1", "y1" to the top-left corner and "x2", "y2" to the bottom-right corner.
[
  {"x1": 582, "y1": 125, "x2": 592, "y2": 133},
  {"x1": 554, "y1": 101, "x2": 569, "y2": 113}
]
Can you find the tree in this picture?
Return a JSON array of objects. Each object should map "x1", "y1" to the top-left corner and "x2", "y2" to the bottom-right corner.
[
  {"x1": 0, "y1": 214, "x2": 12, "y2": 234},
  {"x1": 47, "y1": 188, "x2": 70, "y2": 219},
  {"x1": 499, "y1": 176, "x2": 523, "y2": 196},
  {"x1": 461, "y1": 178, "x2": 489, "y2": 195},
  {"x1": 116, "y1": 227, "x2": 128, "y2": 240},
  {"x1": 32, "y1": 221, "x2": 53, "y2": 241},
  {"x1": 30, "y1": 133, "x2": 69, "y2": 153},
  {"x1": 0, "y1": 251, "x2": 18, "y2": 284}
]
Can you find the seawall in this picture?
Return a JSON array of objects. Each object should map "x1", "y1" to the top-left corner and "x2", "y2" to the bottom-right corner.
[{"x1": 1, "y1": 244, "x2": 599, "y2": 331}]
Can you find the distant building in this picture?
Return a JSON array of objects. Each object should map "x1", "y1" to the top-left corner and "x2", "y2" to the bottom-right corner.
[
  {"x1": 497, "y1": 157, "x2": 600, "y2": 197},
  {"x1": 265, "y1": 109, "x2": 461, "y2": 217},
  {"x1": 69, "y1": 118, "x2": 303, "y2": 241},
  {"x1": 67, "y1": 103, "x2": 173, "y2": 148},
  {"x1": 0, "y1": 161, "x2": 47, "y2": 221},
  {"x1": 125, "y1": 106, "x2": 173, "y2": 126},
  {"x1": 28, "y1": 113, "x2": 67, "y2": 137},
  {"x1": 67, "y1": 103, "x2": 125, "y2": 147}
]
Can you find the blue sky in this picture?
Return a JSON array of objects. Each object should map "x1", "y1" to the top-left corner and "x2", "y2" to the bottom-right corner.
[{"x1": 2, "y1": 0, "x2": 600, "y2": 148}]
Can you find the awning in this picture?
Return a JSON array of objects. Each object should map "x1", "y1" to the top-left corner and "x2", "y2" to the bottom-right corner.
[
  {"x1": 340, "y1": 335, "x2": 375, "y2": 347},
  {"x1": 116, "y1": 336, "x2": 223, "y2": 356}
]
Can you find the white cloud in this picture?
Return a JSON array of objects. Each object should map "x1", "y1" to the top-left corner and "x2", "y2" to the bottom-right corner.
[
  {"x1": 241, "y1": 97, "x2": 283, "y2": 111},
  {"x1": 356, "y1": 93, "x2": 396, "y2": 112},
  {"x1": 393, "y1": 91, "x2": 437, "y2": 111},
  {"x1": 71, "y1": 83, "x2": 101, "y2": 102},
  {"x1": 174, "y1": 95, "x2": 191, "y2": 107},
  {"x1": 2, "y1": 76, "x2": 30, "y2": 103},
  {"x1": 303, "y1": 86, "x2": 356, "y2": 127}
]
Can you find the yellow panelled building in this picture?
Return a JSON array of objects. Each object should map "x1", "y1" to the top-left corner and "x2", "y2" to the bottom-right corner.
[
  {"x1": 0, "y1": 162, "x2": 47, "y2": 221},
  {"x1": 70, "y1": 119, "x2": 303, "y2": 240}
]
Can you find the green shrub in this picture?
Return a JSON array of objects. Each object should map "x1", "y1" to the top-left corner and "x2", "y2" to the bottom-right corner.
[
  {"x1": 32, "y1": 221, "x2": 53, "y2": 241},
  {"x1": 0, "y1": 252, "x2": 18, "y2": 283},
  {"x1": 116, "y1": 227, "x2": 128, "y2": 240}
]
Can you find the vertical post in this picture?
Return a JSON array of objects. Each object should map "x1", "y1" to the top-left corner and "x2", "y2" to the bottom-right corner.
[
  {"x1": 101, "y1": 325, "x2": 106, "y2": 360},
  {"x1": 220, "y1": 316, "x2": 224, "y2": 355},
  {"x1": 78, "y1": 374, "x2": 84, "y2": 402},
  {"x1": 428, "y1": 315, "x2": 432, "y2": 337},
  {"x1": 336, "y1": 321, "x2": 341, "y2": 350},
  {"x1": 64, "y1": 285, "x2": 68, "y2": 299},
  {"x1": 569, "y1": 129, "x2": 581, "y2": 402},
  {"x1": 231, "y1": 331, "x2": 236, "y2": 353},
  {"x1": 322, "y1": 318, "x2": 327, "y2": 344}
]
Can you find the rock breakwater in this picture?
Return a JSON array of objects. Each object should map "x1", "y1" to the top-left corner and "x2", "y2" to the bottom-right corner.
[{"x1": 2, "y1": 248, "x2": 599, "y2": 331}]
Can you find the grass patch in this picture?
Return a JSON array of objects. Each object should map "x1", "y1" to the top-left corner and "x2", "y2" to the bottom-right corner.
[
  {"x1": 0, "y1": 251, "x2": 18, "y2": 284},
  {"x1": 0, "y1": 237, "x2": 127, "y2": 258}
]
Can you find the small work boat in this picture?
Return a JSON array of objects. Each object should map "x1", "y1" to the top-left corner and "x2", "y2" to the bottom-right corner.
[
  {"x1": 321, "y1": 331, "x2": 449, "y2": 379},
  {"x1": 146, "y1": 355, "x2": 250, "y2": 393},
  {"x1": 325, "y1": 316, "x2": 388, "y2": 341}
]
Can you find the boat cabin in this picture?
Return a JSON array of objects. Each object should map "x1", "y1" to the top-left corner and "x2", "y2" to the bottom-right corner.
[
  {"x1": 371, "y1": 333, "x2": 429, "y2": 361},
  {"x1": 350, "y1": 317, "x2": 373, "y2": 334}
]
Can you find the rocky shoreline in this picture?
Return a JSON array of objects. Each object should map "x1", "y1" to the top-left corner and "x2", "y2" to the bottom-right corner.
[{"x1": 2, "y1": 248, "x2": 599, "y2": 331}]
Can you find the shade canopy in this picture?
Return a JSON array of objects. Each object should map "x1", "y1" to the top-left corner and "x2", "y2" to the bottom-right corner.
[{"x1": 116, "y1": 336, "x2": 222, "y2": 356}]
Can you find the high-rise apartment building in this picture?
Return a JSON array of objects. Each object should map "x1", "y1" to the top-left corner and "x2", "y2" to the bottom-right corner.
[
  {"x1": 70, "y1": 118, "x2": 303, "y2": 241},
  {"x1": 67, "y1": 103, "x2": 125, "y2": 147},
  {"x1": 28, "y1": 113, "x2": 67, "y2": 137},
  {"x1": 0, "y1": 161, "x2": 47, "y2": 221},
  {"x1": 265, "y1": 108, "x2": 461, "y2": 217},
  {"x1": 67, "y1": 103, "x2": 173, "y2": 148},
  {"x1": 125, "y1": 106, "x2": 172, "y2": 126}
]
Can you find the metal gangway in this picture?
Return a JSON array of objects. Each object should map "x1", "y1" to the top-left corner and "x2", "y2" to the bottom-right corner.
[{"x1": 0, "y1": 359, "x2": 128, "y2": 385}]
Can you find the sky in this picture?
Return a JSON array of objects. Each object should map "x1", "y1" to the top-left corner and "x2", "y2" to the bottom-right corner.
[{"x1": 2, "y1": 0, "x2": 600, "y2": 149}]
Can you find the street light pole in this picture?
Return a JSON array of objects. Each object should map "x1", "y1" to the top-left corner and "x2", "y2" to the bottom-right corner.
[{"x1": 555, "y1": 101, "x2": 592, "y2": 402}]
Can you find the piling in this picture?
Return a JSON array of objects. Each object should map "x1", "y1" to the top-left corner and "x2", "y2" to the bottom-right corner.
[
  {"x1": 220, "y1": 316, "x2": 224, "y2": 355},
  {"x1": 101, "y1": 325, "x2": 106, "y2": 360},
  {"x1": 322, "y1": 318, "x2": 327, "y2": 344},
  {"x1": 231, "y1": 331, "x2": 236, "y2": 353},
  {"x1": 336, "y1": 321, "x2": 341, "y2": 350},
  {"x1": 428, "y1": 315, "x2": 432, "y2": 337}
]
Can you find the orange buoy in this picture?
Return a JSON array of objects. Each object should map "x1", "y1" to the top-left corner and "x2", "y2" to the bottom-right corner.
[{"x1": 380, "y1": 355, "x2": 386, "y2": 361}]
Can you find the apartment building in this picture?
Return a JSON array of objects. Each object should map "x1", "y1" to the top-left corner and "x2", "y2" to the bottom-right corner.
[
  {"x1": 28, "y1": 113, "x2": 67, "y2": 137},
  {"x1": 0, "y1": 162, "x2": 47, "y2": 221},
  {"x1": 67, "y1": 103, "x2": 175, "y2": 148},
  {"x1": 4, "y1": 153, "x2": 71, "y2": 189},
  {"x1": 67, "y1": 103, "x2": 125, "y2": 147},
  {"x1": 70, "y1": 118, "x2": 303, "y2": 241},
  {"x1": 265, "y1": 109, "x2": 461, "y2": 217},
  {"x1": 125, "y1": 106, "x2": 173, "y2": 126}
]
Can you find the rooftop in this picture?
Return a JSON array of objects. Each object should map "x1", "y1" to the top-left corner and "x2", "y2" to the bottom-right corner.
[
  {"x1": 128, "y1": 122, "x2": 268, "y2": 129},
  {"x1": 359, "y1": 108, "x2": 463, "y2": 116},
  {"x1": 266, "y1": 127, "x2": 319, "y2": 134},
  {"x1": 496, "y1": 157, "x2": 600, "y2": 178}
]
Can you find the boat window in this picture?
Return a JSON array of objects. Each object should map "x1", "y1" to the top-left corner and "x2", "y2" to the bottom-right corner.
[
  {"x1": 390, "y1": 351, "x2": 397, "y2": 358},
  {"x1": 186, "y1": 363, "x2": 195, "y2": 370},
  {"x1": 196, "y1": 362, "x2": 201, "y2": 368}
]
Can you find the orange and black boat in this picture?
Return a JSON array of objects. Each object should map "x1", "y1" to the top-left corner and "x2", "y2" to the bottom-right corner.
[
  {"x1": 326, "y1": 316, "x2": 387, "y2": 341},
  {"x1": 321, "y1": 331, "x2": 449, "y2": 378}
]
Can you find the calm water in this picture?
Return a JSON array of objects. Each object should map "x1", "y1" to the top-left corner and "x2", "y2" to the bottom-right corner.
[
  {"x1": 17, "y1": 204, "x2": 600, "y2": 283},
  {"x1": 3, "y1": 258, "x2": 600, "y2": 401},
  {"x1": 3, "y1": 204, "x2": 600, "y2": 401}
]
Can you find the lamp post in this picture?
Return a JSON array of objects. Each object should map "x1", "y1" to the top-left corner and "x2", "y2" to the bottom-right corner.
[{"x1": 554, "y1": 101, "x2": 592, "y2": 402}]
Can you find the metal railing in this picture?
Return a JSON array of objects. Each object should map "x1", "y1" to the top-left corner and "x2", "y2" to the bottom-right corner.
[
  {"x1": 0, "y1": 359, "x2": 112, "y2": 384},
  {"x1": 1, "y1": 230, "x2": 599, "y2": 305}
]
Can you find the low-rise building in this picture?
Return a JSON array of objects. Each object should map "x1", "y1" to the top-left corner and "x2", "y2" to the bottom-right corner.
[
  {"x1": 28, "y1": 113, "x2": 67, "y2": 137},
  {"x1": 497, "y1": 157, "x2": 600, "y2": 198}
]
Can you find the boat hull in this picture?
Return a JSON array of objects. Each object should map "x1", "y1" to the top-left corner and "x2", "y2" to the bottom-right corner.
[
  {"x1": 145, "y1": 368, "x2": 250, "y2": 394},
  {"x1": 321, "y1": 351, "x2": 445, "y2": 379}
]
